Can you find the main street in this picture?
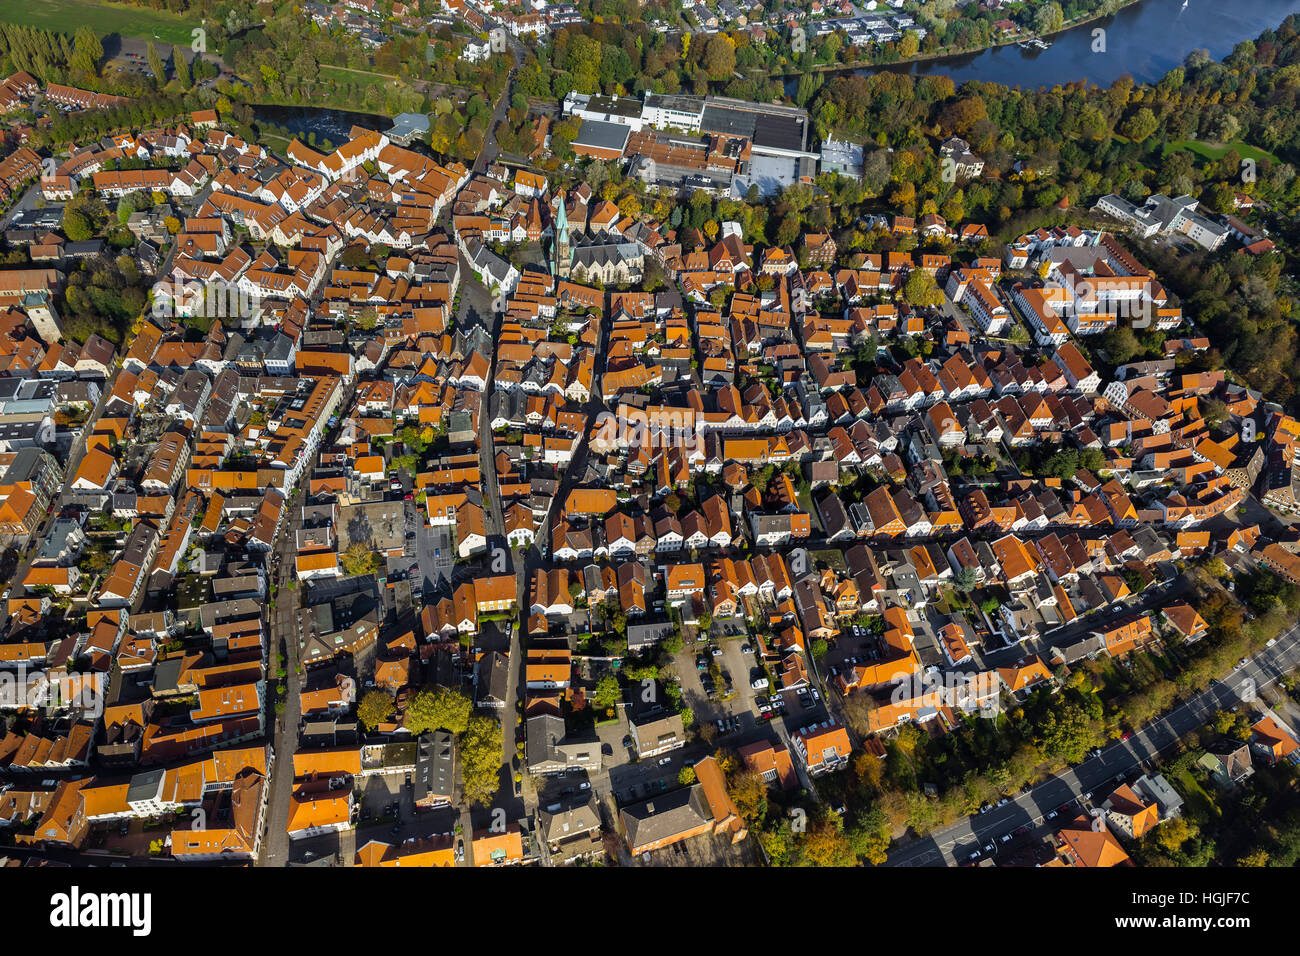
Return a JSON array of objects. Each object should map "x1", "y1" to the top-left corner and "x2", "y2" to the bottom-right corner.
[
  {"x1": 259, "y1": 381, "x2": 354, "y2": 866},
  {"x1": 885, "y1": 625, "x2": 1300, "y2": 866}
]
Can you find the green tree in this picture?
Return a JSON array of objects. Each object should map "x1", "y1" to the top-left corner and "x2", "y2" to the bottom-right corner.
[
  {"x1": 357, "y1": 690, "x2": 396, "y2": 731},
  {"x1": 71, "y1": 26, "x2": 103, "y2": 76},
  {"x1": 62, "y1": 208, "x2": 93, "y2": 241},
  {"x1": 902, "y1": 267, "x2": 942, "y2": 307},
  {"x1": 460, "y1": 715, "x2": 504, "y2": 806},
  {"x1": 405, "y1": 686, "x2": 472, "y2": 735},
  {"x1": 953, "y1": 566, "x2": 979, "y2": 594},
  {"x1": 1034, "y1": 2, "x2": 1064, "y2": 35},
  {"x1": 172, "y1": 46, "x2": 191, "y2": 89},
  {"x1": 1119, "y1": 107, "x2": 1159, "y2": 143},
  {"x1": 341, "y1": 542, "x2": 378, "y2": 576},
  {"x1": 593, "y1": 674, "x2": 621, "y2": 710},
  {"x1": 147, "y1": 41, "x2": 166, "y2": 85}
]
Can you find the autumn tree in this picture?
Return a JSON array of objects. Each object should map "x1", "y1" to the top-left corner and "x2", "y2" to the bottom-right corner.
[
  {"x1": 460, "y1": 715, "x2": 504, "y2": 806},
  {"x1": 147, "y1": 42, "x2": 166, "y2": 85},
  {"x1": 1034, "y1": 2, "x2": 1064, "y2": 35},
  {"x1": 727, "y1": 770, "x2": 769, "y2": 825},
  {"x1": 405, "y1": 687, "x2": 472, "y2": 735},
  {"x1": 702, "y1": 35, "x2": 736, "y2": 81},
  {"x1": 794, "y1": 819, "x2": 857, "y2": 866},
  {"x1": 1119, "y1": 107, "x2": 1159, "y2": 143},
  {"x1": 173, "y1": 45, "x2": 191, "y2": 89},
  {"x1": 357, "y1": 690, "x2": 396, "y2": 731},
  {"x1": 341, "y1": 542, "x2": 378, "y2": 576},
  {"x1": 902, "y1": 267, "x2": 943, "y2": 307}
]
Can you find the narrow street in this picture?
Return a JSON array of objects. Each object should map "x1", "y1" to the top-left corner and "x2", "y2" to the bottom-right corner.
[{"x1": 259, "y1": 382, "x2": 352, "y2": 866}]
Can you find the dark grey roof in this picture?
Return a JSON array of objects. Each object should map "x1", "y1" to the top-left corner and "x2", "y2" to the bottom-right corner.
[
  {"x1": 573, "y1": 119, "x2": 631, "y2": 153},
  {"x1": 620, "y1": 785, "x2": 710, "y2": 850},
  {"x1": 414, "y1": 730, "x2": 455, "y2": 802}
]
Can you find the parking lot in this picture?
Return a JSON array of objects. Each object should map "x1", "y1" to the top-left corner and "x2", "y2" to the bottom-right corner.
[
  {"x1": 354, "y1": 771, "x2": 460, "y2": 846},
  {"x1": 823, "y1": 622, "x2": 885, "y2": 676}
]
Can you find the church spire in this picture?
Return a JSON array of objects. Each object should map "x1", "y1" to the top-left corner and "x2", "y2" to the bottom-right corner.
[{"x1": 552, "y1": 190, "x2": 571, "y2": 278}]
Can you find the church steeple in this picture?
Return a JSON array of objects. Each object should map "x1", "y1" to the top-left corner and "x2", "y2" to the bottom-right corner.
[{"x1": 552, "y1": 190, "x2": 571, "y2": 278}]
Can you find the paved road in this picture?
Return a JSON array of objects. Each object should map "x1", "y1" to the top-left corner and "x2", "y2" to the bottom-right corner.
[
  {"x1": 259, "y1": 382, "x2": 353, "y2": 866},
  {"x1": 885, "y1": 624, "x2": 1300, "y2": 866},
  {"x1": 470, "y1": 25, "x2": 522, "y2": 176}
]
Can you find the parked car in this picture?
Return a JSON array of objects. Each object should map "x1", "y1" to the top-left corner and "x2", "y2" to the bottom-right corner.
[
  {"x1": 711, "y1": 646, "x2": 723, "y2": 657},
  {"x1": 751, "y1": 676, "x2": 770, "y2": 690},
  {"x1": 658, "y1": 756, "x2": 672, "y2": 766},
  {"x1": 455, "y1": 839, "x2": 464, "y2": 862}
]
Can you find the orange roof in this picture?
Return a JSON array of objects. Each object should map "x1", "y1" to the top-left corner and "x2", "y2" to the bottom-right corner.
[
  {"x1": 292, "y1": 747, "x2": 362, "y2": 778},
  {"x1": 1058, "y1": 815, "x2": 1132, "y2": 867},
  {"x1": 472, "y1": 825, "x2": 524, "y2": 865}
]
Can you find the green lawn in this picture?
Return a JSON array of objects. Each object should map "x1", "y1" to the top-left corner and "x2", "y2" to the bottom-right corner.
[
  {"x1": 319, "y1": 64, "x2": 398, "y2": 93},
  {"x1": 0, "y1": 0, "x2": 198, "y2": 46},
  {"x1": 1163, "y1": 139, "x2": 1279, "y2": 165},
  {"x1": 1168, "y1": 760, "x2": 1220, "y2": 823}
]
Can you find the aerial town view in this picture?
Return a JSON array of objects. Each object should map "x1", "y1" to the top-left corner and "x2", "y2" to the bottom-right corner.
[{"x1": 0, "y1": 0, "x2": 1298, "y2": 921}]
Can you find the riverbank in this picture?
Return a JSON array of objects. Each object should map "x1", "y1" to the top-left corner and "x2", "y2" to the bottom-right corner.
[
  {"x1": 764, "y1": 0, "x2": 1146, "y2": 82},
  {"x1": 789, "y1": 0, "x2": 1300, "y2": 91}
]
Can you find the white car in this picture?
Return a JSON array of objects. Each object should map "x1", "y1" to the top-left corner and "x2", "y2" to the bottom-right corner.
[
  {"x1": 751, "y1": 677, "x2": 770, "y2": 690},
  {"x1": 658, "y1": 756, "x2": 672, "y2": 766}
]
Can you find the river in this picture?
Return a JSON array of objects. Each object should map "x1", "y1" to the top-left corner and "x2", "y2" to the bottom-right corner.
[
  {"x1": 803, "y1": 0, "x2": 1300, "y2": 90},
  {"x1": 251, "y1": 104, "x2": 391, "y2": 146}
]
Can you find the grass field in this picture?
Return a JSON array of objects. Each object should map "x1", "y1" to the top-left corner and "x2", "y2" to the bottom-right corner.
[
  {"x1": 1163, "y1": 139, "x2": 1280, "y2": 165},
  {"x1": 0, "y1": 0, "x2": 198, "y2": 46},
  {"x1": 319, "y1": 64, "x2": 399, "y2": 93}
]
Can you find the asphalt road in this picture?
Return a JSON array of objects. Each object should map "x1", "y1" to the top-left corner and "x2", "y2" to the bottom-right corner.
[{"x1": 885, "y1": 624, "x2": 1300, "y2": 866}]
